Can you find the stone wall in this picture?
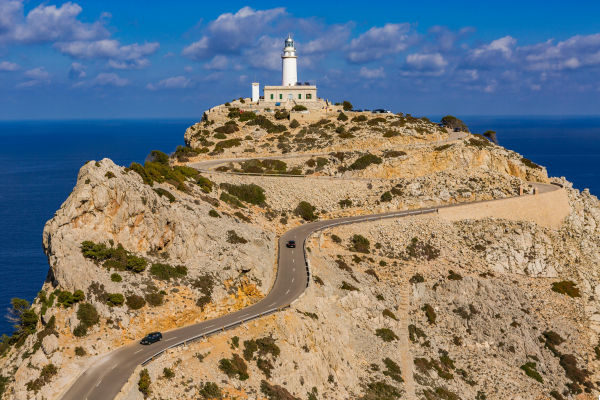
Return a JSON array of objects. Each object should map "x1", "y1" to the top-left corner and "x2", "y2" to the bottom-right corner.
[{"x1": 438, "y1": 185, "x2": 571, "y2": 229}]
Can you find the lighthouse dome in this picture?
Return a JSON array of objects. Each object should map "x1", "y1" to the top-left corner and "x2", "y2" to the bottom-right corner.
[{"x1": 284, "y1": 36, "x2": 294, "y2": 49}]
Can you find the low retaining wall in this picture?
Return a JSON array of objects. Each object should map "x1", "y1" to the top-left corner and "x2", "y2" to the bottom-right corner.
[{"x1": 438, "y1": 187, "x2": 571, "y2": 229}]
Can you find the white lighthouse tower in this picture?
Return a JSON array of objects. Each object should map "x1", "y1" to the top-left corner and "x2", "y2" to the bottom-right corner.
[{"x1": 281, "y1": 35, "x2": 297, "y2": 87}]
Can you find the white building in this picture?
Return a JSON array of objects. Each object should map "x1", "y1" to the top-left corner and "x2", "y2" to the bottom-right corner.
[{"x1": 252, "y1": 35, "x2": 318, "y2": 105}]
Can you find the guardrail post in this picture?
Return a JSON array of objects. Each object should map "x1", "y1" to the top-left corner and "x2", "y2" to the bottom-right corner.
[
  {"x1": 203, "y1": 333, "x2": 206, "y2": 339},
  {"x1": 222, "y1": 327, "x2": 225, "y2": 332}
]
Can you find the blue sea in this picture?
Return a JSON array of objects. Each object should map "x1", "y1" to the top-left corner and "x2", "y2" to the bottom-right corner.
[{"x1": 0, "y1": 116, "x2": 599, "y2": 336}]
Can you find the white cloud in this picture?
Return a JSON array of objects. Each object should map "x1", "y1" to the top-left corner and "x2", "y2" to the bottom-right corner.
[
  {"x1": 182, "y1": 7, "x2": 285, "y2": 60},
  {"x1": 15, "y1": 79, "x2": 48, "y2": 89},
  {"x1": 0, "y1": 61, "x2": 20, "y2": 71},
  {"x1": 517, "y1": 34, "x2": 600, "y2": 71},
  {"x1": 54, "y1": 40, "x2": 159, "y2": 60},
  {"x1": 74, "y1": 72, "x2": 130, "y2": 88},
  {"x1": 530, "y1": 84, "x2": 541, "y2": 90},
  {"x1": 68, "y1": 62, "x2": 86, "y2": 79},
  {"x1": 147, "y1": 76, "x2": 191, "y2": 90},
  {"x1": 0, "y1": 0, "x2": 109, "y2": 45},
  {"x1": 471, "y1": 36, "x2": 516, "y2": 59},
  {"x1": 107, "y1": 58, "x2": 151, "y2": 69},
  {"x1": 359, "y1": 67, "x2": 385, "y2": 79},
  {"x1": 203, "y1": 55, "x2": 229, "y2": 70},
  {"x1": 346, "y1": 23, "x2": 417, "y2": 63},
  {"x1": 184, "y1": 66, "x2": 193, "y2": 72},
  {"x1": 24, "y1": 66, "x2": 51, "y2": 79},
  {"x1": 484, "y1": 79, "x2": 497, "y2": 92},
  {"x1": 163, "y1": 52, "x2": 175, "y2": 58},
  {"x1": 245, "y1": 36, "x2": 281, "y2": 70}
]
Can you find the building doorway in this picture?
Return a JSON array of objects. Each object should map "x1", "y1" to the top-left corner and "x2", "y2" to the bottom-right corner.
[{"x1": 288, "y1": 93, "x2": 293, "y2": 100}]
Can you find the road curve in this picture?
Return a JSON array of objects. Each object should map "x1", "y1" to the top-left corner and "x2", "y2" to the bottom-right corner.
[{"x1": 60, "y1": 137, "x2": 558, "y2": 400}]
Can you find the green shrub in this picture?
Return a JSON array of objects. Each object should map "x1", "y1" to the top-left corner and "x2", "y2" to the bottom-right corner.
[
  {"x1": 292, "y1": 105, "x2": 307, "y2": 111},
  {"x1": 337, "y1": 112, "x2": 348, "y2": 121},
  {"x1": 384, "y1": 150, "x2": 406, "y2": 158},
  {"x1": 197, "y1": 176, "x2": 214, "y2": 193},
  {"x1": 145, "y1": 292, "x2": 163, "y2": 307},
  {"x1": 199, "y1": 382, "x2": 222, "y2": 399},
  {"x1": 227, "y1": 230, "x2": 248, "y2": 244},
  {"x1": 422, "y1": 304, "x2": 436, "y2": 324},
  {"x1": 214, "y1": 132, "x2": 227, "y2": 139},
  {"x1": 351, "y1": 234, "x2": 370, "y2": 253},
  {"x1": 295, "y1": 201, "x2": 317, "y2": 221},
  {"x1": 380, "y1": 191, "x2": 392, "y2": 202},
  {"x1": 153, "y1": 188, "x2": 176, "y2": 203},
  {"x1": 290, "y1": 119, "x2": 300, "y2": 128},
  {"x1": 260, "y1": 380, "x2": 299, "y2": 400},
  {"x1": 441, "y1": 115, "x2": 468, "y2": 131},
  {"x1": 351, "y1": 115, "x2": 367, "y2": 123},
  {"x1": 74, "y1": 303, "x2": 99, "y2": 336},
  {"x1": 362, "y1": 381, "x2": 401, "y2": 400},
  {"x1": 126, "y1": 255, "x2": 148, "y2": 273},
  {"x1": 110, "y1": 273, "x2": 122, "y2": 282},
  {"x1": 408, "y1": 324, "x2": 427, "y2": 343},
  {"x1": 214, "y1": 139, "x2": 242, "y2": 150},
  {"x1": 341, "y1": 281, "x2": 359, "y2": 291},
  {"x1": 239, "y1": 111, "x2": 257, "y2": 122},
  {"x1": 349, "y1": 154, "x2": 382, "y2": 170},
  {"x1": 222, "y1": 183, "x2": 266, "y2": 205},
  {"x1": 405, "y1": 237, "x2": 440, "y2": 260},
  {"x1": 342, "y1": 101, "x2": 353, "y2": 111},
  {"x1": 316, "y1": 157, "x2": 329, "y2": 168},
  {"x1": 219, "y1": 354, "x2": 249, "y2": 380},
  {"x1": 138, "y1": 368, "x2": 151, "y2": 398},
  {"x1": 520, "y1": 362, "x2": 543, "y2": 383},
  {"x1": 74, "y1": 346, "x2": 86, "y2": 356},
  {"x1": 434, "y1": 144, "x2": 453, "y2": 151},
  {"x1": 150, "y1": 263, "x2": 187, "y2": 281},
  {"x1": 466, "y1": 135, "x2": 492, "y2": 148},
  {"x1": 375, "y1": 328, "x2": 399, "y2": 342},
  {"x1": 382, "y1": 309, "x2": 397, "y2": 321},
  {"x1": 368, "y1": 117, "x2": 386, "y2": 126},
  {"x1": 409, "y1": 273, "x2": 425, "y2": 283},
  {"x1": 331, "y1": 234, "x2": 342, "y2": 243},
  {"x1": 107, "y1": 294, "x2": 124, "y2": 307},
  {"x1": 382, "y1": 358, "x2": 403, "y2": 382},
  {"x1": 220, "y1": 192, "x2": 246, "y2": 208},
  {"x1": 209, "y1": 209, "x2": 221, "y2": 218},
  {"x1": 448, "y1": 270, "x2": 463, "y2": 280},
  {"x1": 214, "y1": 124, "x2": 239, "y2": 134},
  {"x1": 163, "y1": 367, "x2": 175, "y2": 379},
  {"x1": 551, "y1": 281, "x2": 581, "y2": 297},
  {"x1": 521, "y1": 158, "x2": 542, "y2": 170},
  {"x1": 105, "y1": 171, "x2": 116, "y2": 179},
  {"x1": 126, "y1": 295, "x2": 146, "y2": 310}
]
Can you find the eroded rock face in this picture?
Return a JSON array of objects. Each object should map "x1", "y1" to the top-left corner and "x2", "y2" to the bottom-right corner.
[
  {"x1": 41, "y1": 334, "x2": 58, "y2": 355},
  {"x1": 42, "y1": 159, "x2": 276, "y2": 296}
]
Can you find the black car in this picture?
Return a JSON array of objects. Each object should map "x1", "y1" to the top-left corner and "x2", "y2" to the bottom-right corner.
[
  {"x1": 286, "y1": 240, "x2": 296, "y2": 248},
  {"x1": 140, "y1": 332, "x2": 162, "y2": 345}
]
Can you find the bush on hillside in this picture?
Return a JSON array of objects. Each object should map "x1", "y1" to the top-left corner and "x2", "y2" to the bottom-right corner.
[
  {"x1": 221, "y1": 183, "x2": 266, "y2": 205},
  {"x1": 107, "y1": 294, "x2": 124, "y2": 307},
  {"x1": 295, "y1": 201, "x2": 317, "y2": 221},
  {"x1": 150, "y1": 263, "x2": 188, "y2": 281},
  {"x1": 126, "y1": 295, "x2": 146, "y2": 310},
  {"x1": 337, "y1": 112, "x2": 348, "y2": 121},
  {"x1": 290, "y1": 119, "x2": 300, "y2": 128},
  {"x1": 292, "y1": 105, "x2": 307, "y2": 111},
  {"x1": 349, "y1": 154, "x2": 382, "y2": 170}
]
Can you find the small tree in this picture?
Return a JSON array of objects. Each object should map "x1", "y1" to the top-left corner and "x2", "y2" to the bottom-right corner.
[
  {"x1": 342, "y1": 101, "x2": 353, "y2": 111},
  {"x1": 337, "y1": 112, "x2": 348, "y2": 122},
  {"x1": 138, "y1": 368, "x2": 151, "y2": 398},
  {"x1": 295, "y1": 201, "x2": 317, "y2": 221},
  {"x1": 483, "y1": 130, "x2": 498, "y2": 144},
  {"x1": 440, "y1": 115, "x2": 468, "y2": 132},
  {"x1": 292, "y1": 105, "x2": 307, "y2": 111},
  {"x1": 290, "y1": 119, "x2": 300, "y2": 128},
  {"x1": 6, "y1": 298, "x2": 37, "y2": 334},
  {"x1": 146, "y1": 150, "x2": 169, "y2": 165}
]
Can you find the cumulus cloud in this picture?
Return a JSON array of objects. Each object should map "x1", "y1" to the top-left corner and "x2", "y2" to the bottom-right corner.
[
  {"x1": 24, "y1": 66, "x2": 51, "y2": 79},
  {"x1": 203, "y1": 55, "x2": 229, "y2": 70},
  {"x1": 15, "y1": 79, "x2": 48, "y2": 89},
  {"x1": 146, "y1": 76, "x2": 191, "y2": 90},
  {"x1": 463, "y1": 36, "x2": 517, "y2": 69},
  {"x1": 73, "y1": 72, "x2": 130, "y2": 88},
  {"x1": 346, "y1": 23, "x2": 418, "y2": 63},
  {"x1": 0, "y1": 0, "x2": 109, "y2": 45},
  {"x1": 182, "y1": 6, "x2": 285, "y2": 60},
  {"x1": 359, "y1": 66, "x2": 385, "y2": 79},
  {"x1": 517, "y1": 34, "x2": 600, "y2": 71},
  {"x1": 245, "y1": 36, "x2": 281, "y2": 70},
  {"x1": 53, "y1": 40, "x2": 159, "y2": 60},
  {"x1": 163, "y1": 52, "x2": 175, "y2": 58},
  {"x1": 401, "y1": 53, "x2": 448, "y2": 76},
  {"x1": 68, "y1": 62, "x2": 86, "y2": 79},
  {"x1": 107, "y1": 58, "x2": 151, "y2": 70},
  {"x1": 184, "y1": 66, "x2": 193, "y2": 72},
  {"x1": 0, "y1": 60, "x2": 20, "y2": 71}
]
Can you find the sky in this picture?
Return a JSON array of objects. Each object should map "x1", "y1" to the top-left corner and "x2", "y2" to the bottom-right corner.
[{"x1": 1, "y1": 0, "x2": 600, "y2": 120}]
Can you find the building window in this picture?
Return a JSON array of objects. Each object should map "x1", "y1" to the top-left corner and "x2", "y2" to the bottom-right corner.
[
  {"x1": 298, "y1": 94, "x2": 301, "y2": 99},
  {"x1": 306, "y1": 94, "x2": 312, "y2": 99},
  {"x1": 279, "y1": 94, "x2": 282, "y2": 100},
  {"x1": 270, "y1": 94, "x2": 273, "y2": 100}
]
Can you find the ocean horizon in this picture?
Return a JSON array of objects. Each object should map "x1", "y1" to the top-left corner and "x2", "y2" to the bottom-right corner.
[{"x1": 0, "y1": 116, "x2": 598, "y2": 337}]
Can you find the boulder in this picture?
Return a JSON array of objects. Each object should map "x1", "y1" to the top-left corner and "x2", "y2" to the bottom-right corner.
[{"x1": 41, "y1": 334, "x2": 59, "y2": 355}]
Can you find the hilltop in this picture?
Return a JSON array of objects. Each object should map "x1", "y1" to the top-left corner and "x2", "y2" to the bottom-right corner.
[{"x1": 0, "y1": 102, "x2": 598, "y2": 400}]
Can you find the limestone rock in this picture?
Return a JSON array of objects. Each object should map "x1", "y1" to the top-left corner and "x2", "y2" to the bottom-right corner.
[{"x1": 41, "y1": 334, "x2": 59, "y2": 355}]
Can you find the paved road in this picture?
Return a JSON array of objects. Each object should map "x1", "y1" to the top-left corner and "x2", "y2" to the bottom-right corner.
[{"x1": 61, "y1": 133, "x2": 558, "y2": 399}]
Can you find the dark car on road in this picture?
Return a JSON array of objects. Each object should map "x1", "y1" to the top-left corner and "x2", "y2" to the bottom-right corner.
[
  {"x1": 141, "y1": 332, "x2": 162, "y2": 345},
  {"x1": 286, "y1": 240, "x2": 296, "y2": 248}
]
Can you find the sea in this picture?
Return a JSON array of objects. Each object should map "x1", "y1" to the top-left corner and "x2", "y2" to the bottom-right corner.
[{"x1": 0, "y1": 116, "x2": 599, "y2": 336}]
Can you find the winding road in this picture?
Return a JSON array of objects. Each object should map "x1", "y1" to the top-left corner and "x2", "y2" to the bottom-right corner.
[{"x1": 60, "y1": 134, "x2": 559, "y2": 400}]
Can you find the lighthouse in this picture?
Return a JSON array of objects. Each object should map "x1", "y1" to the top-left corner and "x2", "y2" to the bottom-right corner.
[{"x1": 281, "y1": 35, "x2": 297, "y2": 87}]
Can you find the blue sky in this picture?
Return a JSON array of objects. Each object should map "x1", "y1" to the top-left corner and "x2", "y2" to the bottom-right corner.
[{"x1": 1, "y1": 0, "x2": 600, "y2": 119}]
